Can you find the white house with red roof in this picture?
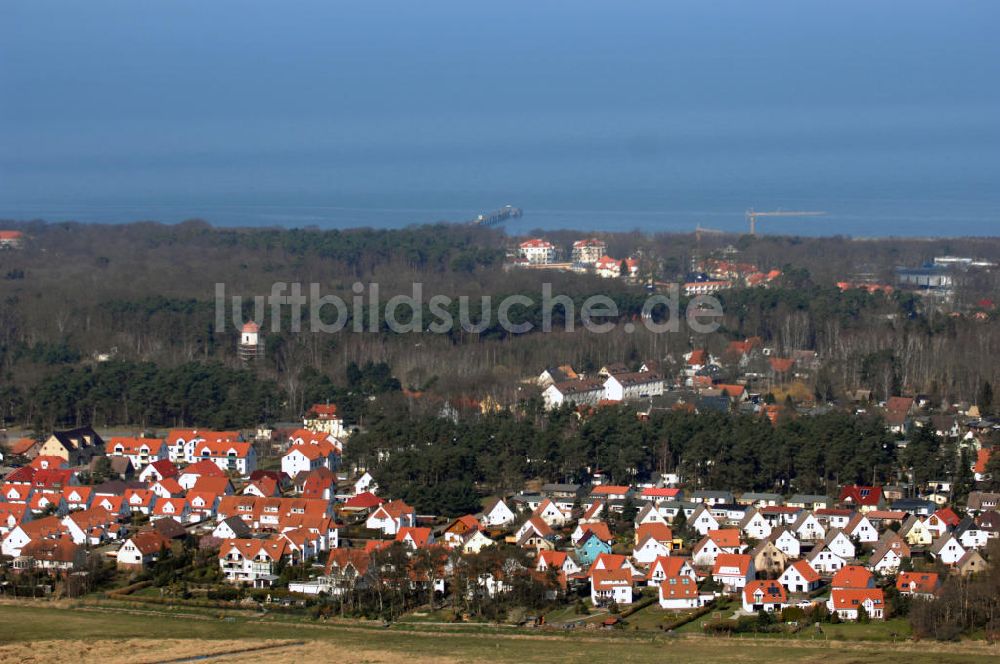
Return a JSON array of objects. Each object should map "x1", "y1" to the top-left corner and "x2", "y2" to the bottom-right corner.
[
  {"x1": 779, "y1": 560, "x2": 822, "y2": 593},
  {"x1": 61, "y1": 486, "x2": 94, "y2": 511},
  {"x1": 659, "y1": 575, "x2": 701, "y2": 609},
  {"x1": 106, "y1": 436, "x2": 168, "y2": 469},
  {"x1": 518, "y1": 238, "x2": 556, "y2": 264},
  {"x1": 152, "y1": 497, "x2": 191, "y2": 523},
  {"x1": 366, "y1": 500, "x2": 416, "y2": 535},
  {"x1": 571, "y1": 238, "x2": 606, "y2": 264},
  {"x1": 590, "y1": 567, "x2": 633, "y2": 606},
  {"x1": 303, "y1": 403, "x2": 345, "y2": 438},
  {"x1": 742, "y1": 580, "x2": 787, "y2": 613},
  {"x1": 219, "y1": 538, "x2": 289, "y2": 587},
  {"x1": 166, "y1": 429, "x2": 242, "y2": 465},
  {"x1": 138, "y1": 459, "x2": 179, "y2": 483},
  {"x1": 712, "y1": 553, "x2": 754, "y2": 591},
  {"x1": 193, "y1": 439, "x2": 256, "y2": 476},
  {"x1": 828, "y1": 588, "x2": 885, "y2": 620},
  {"x1": 177, "y1": 459, "x2": 226, "y2": 490},
  {"x1": 62, "y1": 507, "x2": 119, "y2": 546},
  {"x1": 0, "y1": 230, "x2": 24, "y2": 249}
]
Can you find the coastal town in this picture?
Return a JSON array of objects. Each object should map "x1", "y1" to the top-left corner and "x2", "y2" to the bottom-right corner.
[{"x1": 1, "y1": 362, "x2": 997, "y2": 635}]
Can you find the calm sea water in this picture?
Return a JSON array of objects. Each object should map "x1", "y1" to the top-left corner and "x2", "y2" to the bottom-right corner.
[{"x1": 2, "y1": 1, "x2": 999, "y2": 237}]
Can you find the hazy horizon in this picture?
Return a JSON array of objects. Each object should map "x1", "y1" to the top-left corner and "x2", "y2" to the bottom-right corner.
[{"x1": 2, "y1": 1, "x2": 999, "y2": 237}]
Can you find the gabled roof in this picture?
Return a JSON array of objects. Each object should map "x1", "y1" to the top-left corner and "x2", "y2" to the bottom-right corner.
[
  {"x1": 830, "y1": 588, "x2": 884, "y2": 610},
  {"x1": 896, "y1": 572, "x2": 940, "y2": 595},
  {"x1": 30, "y1": 455, "x2": 67, "y2": 470},
  {"x1": 577, "y1": 522, "x2": 613, "y2": 543},
  {"x1": 831, "y1": 565, "x2": 873, "y2": 589},
  {"x1": 591, "y1": 567, "x2": 632, "y2": 590},
  {"x1": 21, "y1": 537, "x2": 80, "y2": 563},
  {"x1": 706, "y1": 528, "x2": 741, "y2": 548},
  {"x1": 838, "y1": 485, "x2": 882, "y2": 507},
  {"x1": 636, "y1": 522, "x2": 673, "y2": 543},
  {"x1": 744, "y1": 579, "x2": 787, "y2": 604},
  {"x1": 659, "y1": 575, "x2": 697, "y2": 598},
  {"x1": 344, "y1": 492, "x2": 383, "y2": 509},
  {"x1": 180, "y1": 460, "x2": 226, "y2": 478},
  {"x1": 590, "y1": 552, "x2": 629, "y2": 573},
  {"x1": 396, "y1": 526, "x2": 432, "y2": 548},
  {"x1": 713, "y1": 553, "x2": 751, "y2": 576},
  {"x1": 219, "y1": 537, "x2": 289, "y2": 561},
  {"x1": 648, "y1": 556, "x2": 693, "y2": 580},
  {"x1": 306, "y1": 403, "x2": 340, "y2": 419},
  {"x1": 152, "y1": 477, "x2": 184, "y2": 495},
  {"x1": 787, "y1": 560, "x2": 820, "y2": 583},
  {"x1": 64, "y1": 506, "x2": 115, "y2": 530},
  {"x1": 931, "y1": 507, "x2": 961, "y2": 527},
  {"x1": 127, "y1": 530, "x2": 170, "y2": 556},
  {"x1": 195, "y1": 440, "x2": 252, "y2": 458},
  {"x1": 217, "y1": 515, "x2": 253, "y2": 537},
  {"x1": 7, "y1": 437, "x2": 39, "y2": 456},
  {"x1": 106, "y1": 436, "x2": 165, "y2": 455},
  {"x1": 166, "y1": 429, "x2": 240, "y2": 445},
  {"x1": 974, "y1": 449, "x2": 991, "y2": 474},
  {"x1": 326, "y1": 547, "x2": 373, "y2": 575},
  {"x1": 145, "y1": 459, "x2": 179, "y2": 478},
  {"x1": 537, "y1": 550, "x2": 568, "y2": 569},
  {"x1": 192, "y1": 476, "x2": 232, "y2": 495}
]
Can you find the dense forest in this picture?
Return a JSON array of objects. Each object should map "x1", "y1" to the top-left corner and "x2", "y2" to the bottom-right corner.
[
  {"x1": 0, "y1": 220, "x2": 998, "y2": 429},
  {"x1": 343, "y1": 404, "x2": 983, "y2": 517}
]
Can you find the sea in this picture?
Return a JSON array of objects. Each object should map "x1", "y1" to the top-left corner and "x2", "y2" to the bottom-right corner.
[{"x1": 1, "y1": 1, "x2": 998, "y2": 238}]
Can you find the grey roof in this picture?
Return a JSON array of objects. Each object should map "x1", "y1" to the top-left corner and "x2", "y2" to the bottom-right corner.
[
  {"x1": 541, "y1": 483, "x2": 582, "y2": 494},
  {"x1": 953, "y1": 517, "x2": 979, "y2": 537},
  {"x1": 692, "y1": 490, "x2": 734, "y2": 500},
  {"x1": 219, "y1": 515, "x2": 252, "y2": 537},
  {"x1": 891, "y1": 498, "x2": 936, "y2": 513},
  {"x1": 929, "y1": 533, "x2": 960, "y2": 556},
  {"x1": 739, "y1": 492, "x2": 783, "y2": 502},
  {"x1": 787, "y1": 494, "x2": 831, "y2": 505},
  {"x1": 967, "y1": 491, "x2": 1000, "y2": 511}
]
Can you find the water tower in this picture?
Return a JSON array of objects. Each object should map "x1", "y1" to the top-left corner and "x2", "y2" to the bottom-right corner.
[{"x1": 238, "y1": 321, "x2": 263, "y2": 362}]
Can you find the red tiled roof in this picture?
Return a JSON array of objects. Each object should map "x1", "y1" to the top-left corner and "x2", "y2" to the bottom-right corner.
[
  {"x1": 896, "y1": 572, "x2": 940, "y2": 595},
  {"x1": 789, "y1": 560, "x2": 820, "y2": 583},
  {"x1": 707, "y1": 528, "x2": 742, "y2": 548},
  {"x1": 180, "y1": 460, "x2": 226, "y2": 477},
  {"x1": 7, "y1": 438, "x2": 38, "y2": 456},
  {"x1": 838, "y1": 485, "x2": 882, "y2": 507},
  {"x1": 713, "y1": 553, "x2": 751, "y2": 576},
  {"x1": 640, "y1": 487, "x2": 680, "y2": 499},
  {"x1": 744, "y1": 579, "x2": 787, "y2": 605},
  {"x1": 831, "y1": 565, "x2": 873, "y2": 589},
  {"x1": 769, "y1": 357, "x2": 795, "y2": 374},
  {"x1": 344, "y1": 492, "x2": 383, "y2": 509},
  {"x1": 592, "y1": 568, "x2": 632, "y2": 590},
  {"x1": 830, "y1": 588, "x2": 884, "y2": 610},
  {"x1": 974, "y1": 449, "x2": 991, "y2": 474}
]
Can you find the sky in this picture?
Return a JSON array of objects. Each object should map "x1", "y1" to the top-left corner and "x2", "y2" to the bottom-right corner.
[{"x1": 2, "y1": 1, "x2": 999, "y2": 234}]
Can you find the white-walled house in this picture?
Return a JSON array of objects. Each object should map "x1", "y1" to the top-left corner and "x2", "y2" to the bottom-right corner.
[
  {"x1": 690, "y1": 504, "x2": 720, "y2": 536},
  {"x1": 481, "y1": 498, "x2": 516, "y2": 528},
  {"x1": 105, "y1": 437, "x2": 168, "y2": 469},
  {"x1": 929, "y1": 533, "x2": 966, "y2": 565},
  {"x1": 603, "y1": 372, "x2": 664, "y2": 402},
  {"x1": 779, "y1": 560, "x2": 822, "y2": 593},
  {"x1": 659, "y1": 575, "x2": 701, "y2": 609}
]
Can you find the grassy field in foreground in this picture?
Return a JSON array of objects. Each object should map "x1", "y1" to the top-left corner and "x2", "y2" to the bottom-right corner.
[{"x1": 0, "y1": 603, "x2": 997, "y2": 664}]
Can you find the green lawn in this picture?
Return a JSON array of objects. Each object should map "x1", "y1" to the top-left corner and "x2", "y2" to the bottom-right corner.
[{"x1": 0, "y1": 603, "x2": 994, "y2": 664}]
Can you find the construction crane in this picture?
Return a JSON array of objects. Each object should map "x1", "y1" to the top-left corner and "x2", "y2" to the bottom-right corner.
[
  {"x1": 745, "y1": 209, "x2": 825, "y2": 235},
  {"x1": 693, "y1": 224, "x2": 725, "y2": 270}
]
